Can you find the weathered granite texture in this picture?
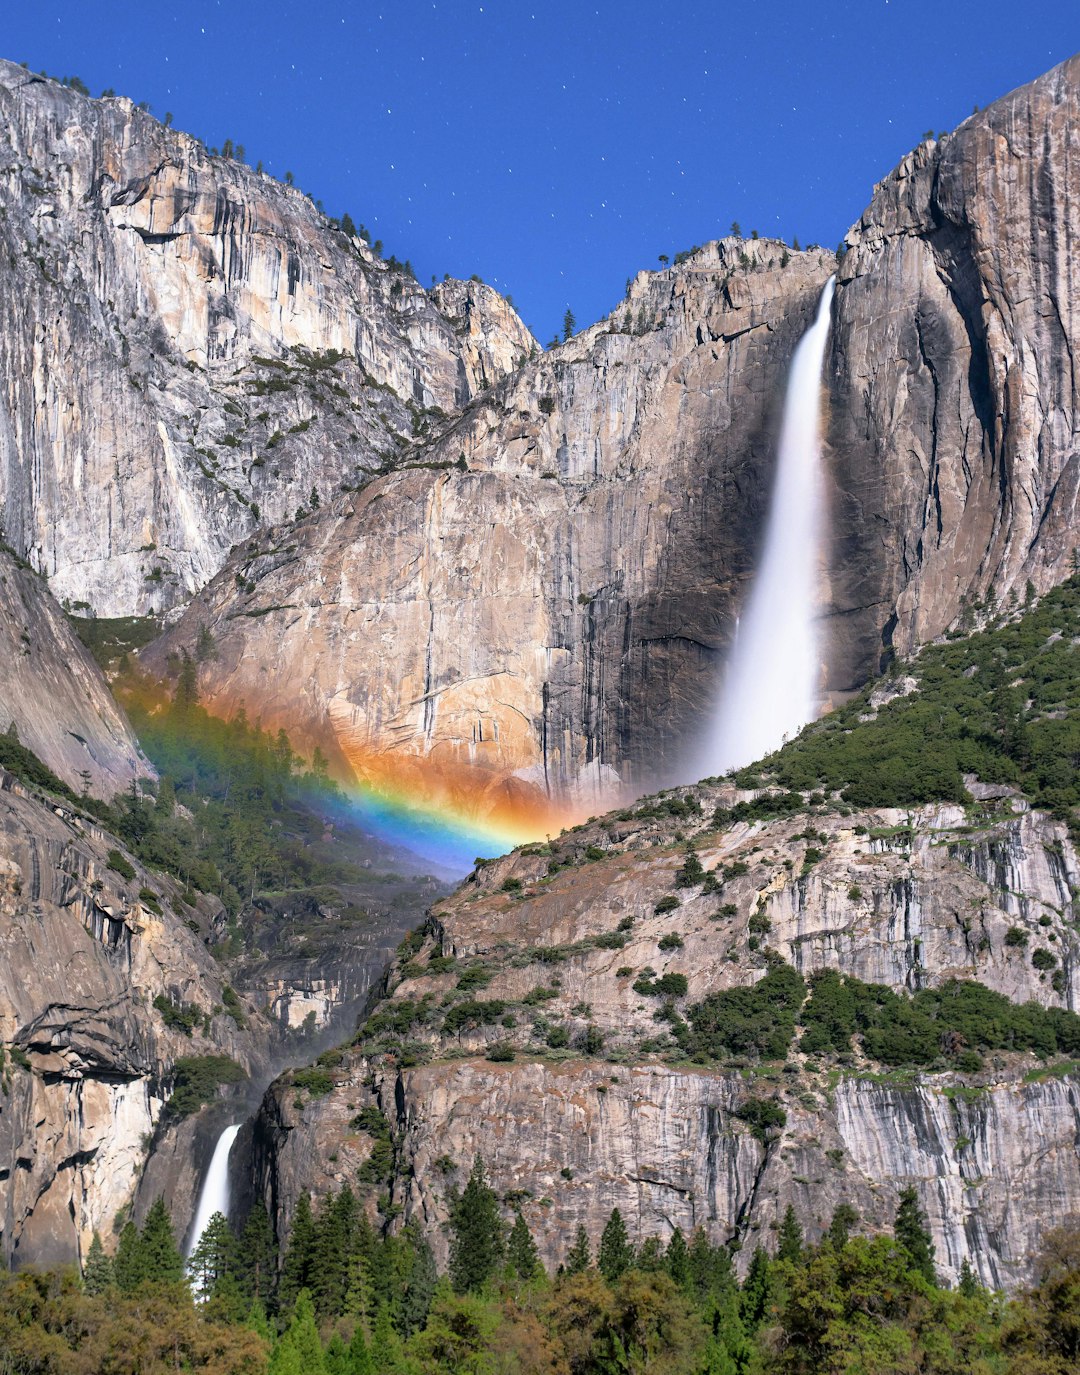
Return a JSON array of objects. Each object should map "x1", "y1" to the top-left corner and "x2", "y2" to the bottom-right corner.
[
  {"x1": 0, "y1": 549, "x2": 148, "y2": 796},
  {"x1": 826, "y1": 51, "x2": 1080, "y2": 676},
  {"x1": 0, "y1": 769, "x2": 270, "y2": 1267},
  {"x1": 148, "y1": 57, "x2": 1080, "y2": 829},
  {"x1": 248, "y1": 786, "x2": 1080, "y2": 1290},
  {"x1": 147, "y1": 244, "x2": 836, "y2": 828},
  {"x1": 0, "y1": 61, "x2": 534, "y2": 614}
]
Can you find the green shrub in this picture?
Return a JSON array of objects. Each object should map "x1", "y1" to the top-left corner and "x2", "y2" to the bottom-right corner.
[
  {"x1": 677, "y1": 962, "x2": 805, "y2": 1062},
  {"x1": 734, "y1": 1097, "x2": 786, "y2": 1143},
  {"x1": 1032, "y1": 948, "x2": 1058, "y2": 971},
  {"x1": 457, "y1": 966, "x2": 494, "y2": 991},
  {"x1": 1005, "y1": 926, "x2": 1029, "y2": 948},
  {"x1": 486, "y1": 1042, "x2": 516, "y2": 1062},
  {"x1": 292, "y1": 1066, "x2": 334, "y2": 1096},
  {"x1": 633, "y1": 971, "x2": 689, "y2": 998},
  {"x1": 138, "y1": 886, "x2": 162, "y2": 914},
  {"x1": 443, "y1": 1000, "x2": 507, "y2": 1033},
  {"x1": 654, "y1": 895, "x2": 679, "y2": 915},
  {"x1": 165, "y1": 1055, "x2": 245, "y2": 1119},
  {"x1": 658, "y1": 933, "x2": 684, "y2": 952},
  {"x1": 108, "y1": 849, "x2": 136, "y2": 882},
  {"x1": 153, "y1": 994, "x2": 199, "y2": 1036},
  {"x1": 799, "y1": 969, "x2": 1080, "y2": 1066}
]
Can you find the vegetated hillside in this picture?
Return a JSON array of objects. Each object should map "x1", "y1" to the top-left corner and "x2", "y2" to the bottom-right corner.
[
  {"x1": 246, "y1": 581, "x2": 1080, "y2": 1293},
  {"x1": 0, "y1": 58, "x2": 535, "y2": 615},
  {"x1": 741, "y1": 573, "x2": 1080, "y2": 819}
]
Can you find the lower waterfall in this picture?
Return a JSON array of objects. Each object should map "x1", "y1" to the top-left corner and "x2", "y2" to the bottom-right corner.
[
  {"x1": 706, "y1": 276, "x2": 836, "y2": 773},
  {"x1": 186, "y1": 1123, "x2": 242, "y2": 1259}
]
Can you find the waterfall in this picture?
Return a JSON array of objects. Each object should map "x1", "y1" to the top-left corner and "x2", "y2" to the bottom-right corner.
[
  {"x1": 186, "y1": 1123, "x2": 241, "y2": 1258},
  {"x1": 706, "y1": 277, "x2": 836, "y2": 773}
]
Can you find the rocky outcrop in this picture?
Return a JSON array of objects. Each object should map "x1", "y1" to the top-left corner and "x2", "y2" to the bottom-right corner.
[
  {"x1": 257, "y1": 1052, "x2": 1079, "y2": 1293},
  {"x1": 147, "y1": 55, "x2": 1080, "y2": 830},
  {"x1": 248, "y1": 785, "x2": 1080, "y2": 1289},
  {"x1": 147, "y1": 244, "x2": 836, "y2": 830},
  {"x1": 0, "y1": 61, "x2": 534, "y2": 615},
  {"x1": 826, "y1": 52, "x2": 1080, "y2": 678},
  {"x1": 0, "y1": 549, "x2": 148, "y2": 796},
  {"x1": 0, "y1": 769, "x2": 270, "y2": 1267}
]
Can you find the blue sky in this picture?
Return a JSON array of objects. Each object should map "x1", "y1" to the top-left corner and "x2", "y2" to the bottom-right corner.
[{"x1": 6, "y1": 2, "x2": 1076, "y2": 342}]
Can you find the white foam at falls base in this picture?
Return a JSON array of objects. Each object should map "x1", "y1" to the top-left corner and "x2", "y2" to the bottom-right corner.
[
  {"x1": 186, "y1": 1123, "x2": 241, "y2": 1258},
  {"x1": 706, "y1": 277, "x2": 836, "y2": 773}
]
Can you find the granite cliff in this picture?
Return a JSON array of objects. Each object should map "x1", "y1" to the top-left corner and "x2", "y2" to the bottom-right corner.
[
  {"x1": 0, "y1": 548, "x2": 148, "y2": 796},
  {"x1": 251, "y1": 782, "x2": 1080, "y2": 1292},
  {"x1": 149, "y1": 54, "x2": 1080, "y2": 832},
  {"x1": 0, "y1": 765, "x2": 270, "y2": 1268},
  {"x1": 0, "y1": 59, "x2": 534, "y2": 616}
]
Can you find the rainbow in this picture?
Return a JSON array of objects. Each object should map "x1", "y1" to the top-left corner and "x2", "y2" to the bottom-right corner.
[{"x1": 321, "y1": 776, "x2": 541, "y2": 876}]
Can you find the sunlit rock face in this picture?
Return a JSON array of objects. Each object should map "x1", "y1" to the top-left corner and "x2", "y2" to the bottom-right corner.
[
  {"x1": 146, "y1": 58, "x2": 1080, "y2": 830},
  {"x1": 0, "y1": 61, "x2": 534, "y2": 615},
  {"x1": 249, "y1": 791, "x2": 1080, "y2": 1291},
  {"x1": 146, "y1": 244, "x2": 836, "y2": 830},
  {"x1": 0, "y1": 550, "x2": 148, "y2": 796},
  {"x1": 825, "y1": 51, "x2": 1080, "y2": 684}
]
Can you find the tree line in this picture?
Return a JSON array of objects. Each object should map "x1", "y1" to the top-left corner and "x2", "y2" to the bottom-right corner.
[{"x1": 4, "y1": 1157, "x2": 1078, "y2": 1373}]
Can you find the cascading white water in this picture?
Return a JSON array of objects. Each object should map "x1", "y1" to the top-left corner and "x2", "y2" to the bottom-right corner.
[
  {"x1": 706, "y1": 277, "x2": 836, "y2": 773},
  {"x1": 186, "y1": 1123, "x2": 241, "y2": 1258}
]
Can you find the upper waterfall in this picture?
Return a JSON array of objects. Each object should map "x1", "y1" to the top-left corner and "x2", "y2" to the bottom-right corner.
[{"x1": 706, "y1": 277, "x2": 836, "y2": 774}]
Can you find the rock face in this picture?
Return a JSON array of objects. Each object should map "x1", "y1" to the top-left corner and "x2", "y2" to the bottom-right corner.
[
  {"x1": 0, "y1": 768, "x2": 271, "y2": 1267},
  {"x1": 148, "y1": 56, "x2": 1080, "y2": 831},
  {"x1": 249, "y1": 785, "x2": 1080, "y2": 1290},
  {"x1": 0, "y1": 549, "x2": 148, "y2": 796},
  {"x1": 147, "y1": 244, "x2": 836, "y2": 831},
  {"x1": 0, "y1": 61, "x2": 534, "y2": 615},
  {"x1": 826, "y1": 52, "x2": 1080, "y2": 679}
]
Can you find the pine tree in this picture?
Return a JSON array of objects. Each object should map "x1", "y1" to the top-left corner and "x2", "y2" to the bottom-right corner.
[
  {"x1": 687, "y1": 1227, "x2": 735, "y2": 1311},
  {"x1": 396, "y1": 1224, "x2": 437, "y2": 1337},
  {"x1": 311, "y1": 1186, "x2": 356, "y2": 1316},
  {"x1": 740, "y1": 1247, "x2": 771, "y2": 1330},
  {"x1": 247, "y1": 1295, "x2": 273, "y2": 1340},
  {"x1": 598, "y1": 1208, "x2": 633, "y2": 1283},
  {"x1": 139, "y1": 1197, "x2": 185, "y2": 1285},
  {"x1": 777, "y1": 1205, "x2": 803, "y2": 1263},
  {"x1": 282, "y1": 1289, "x2": 325, "y2": 1374},
  {"x1": 278, "y1": 1193, "x2": 316, "y2": 1316},
  {"x1": 958, "y1": 1257, "x2": 980, "y2": 1297},
  {"x1": 449, "y1": 1156, "x2": 505, "y2": 1293},
  {"x1": 825, "y1": 1202, "x2": 859, "y2": 1250},
  {"x1": 347, "y1": 1321, "x2": 373, "y2": 1375},
  {"x1": 113, "y1": 1220, "x2": 143, "y2": 1293},
  {"x1": 238, "y1": 1202, "x2": 278, "y2": 1308},
  {"x1": 195, "y1": 623, "x2": 218, "y2": 663},
  {"x1": 565, "y1": 1225, "x2": 591, "y2": 1275},
  {"x1": 82, "y1": 1231, "x2": 113, "y2": 1295},
  {"x1": 174, "y1": 650, "x2": 199, "y2": 715},
  {"x1": 562, "y1": 307, "x2": 576, "y2": 341},
  {"x1": 894, "y1": 1187, "x2": 936, "y2": 1283},
  {"x1": 507, "y1": 1211, "x2": 541, "y2": 1281},
  {"x1": 324, "y1": 1333, "x2": 349, "y2": 1375},
  {"x1": 188, "y1": 1210, "x2": 237, "y2": 1296},
  {"x1": 665, "y1": 1228, "x2": 690, "y2": 1290}
]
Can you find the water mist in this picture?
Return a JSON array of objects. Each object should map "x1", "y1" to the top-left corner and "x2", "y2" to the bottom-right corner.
[{"x1": 706, "y1": 277, "x2": 835, "y2": 773}]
